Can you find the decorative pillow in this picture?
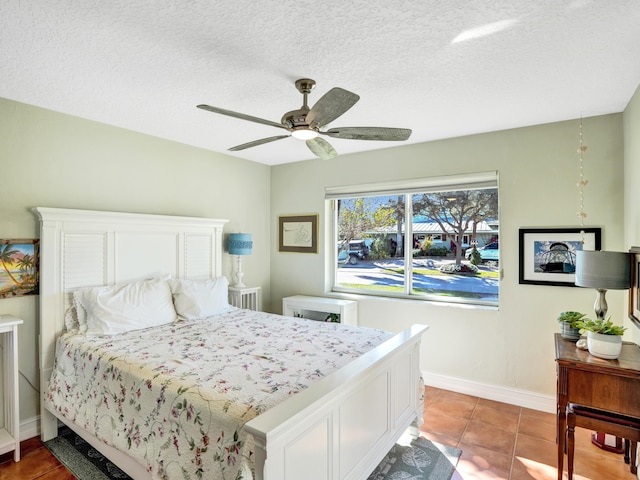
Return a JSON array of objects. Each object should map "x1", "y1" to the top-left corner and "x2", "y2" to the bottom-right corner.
[
  {"x1": 74, "y1": 278, "x2": 177, "y2": 336},
  {"x1": 64, "y1": 294, "x2": 88, "y2": 334},
  {"x1": 63, "y1": 305, "x2": 80, "y2": 333},
  {"x1": 170, "y1": 276, "x2": 230, "y2": 320}
]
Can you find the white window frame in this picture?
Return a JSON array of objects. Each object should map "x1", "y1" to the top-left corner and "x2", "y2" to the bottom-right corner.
[{"x1": 325, "y1": 171, "x2": 499, "y2": 306}]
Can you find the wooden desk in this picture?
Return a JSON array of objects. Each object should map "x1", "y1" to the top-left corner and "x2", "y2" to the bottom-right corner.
[{"x1": 555, "y1": 333, "x2": 640, "y2": 480}]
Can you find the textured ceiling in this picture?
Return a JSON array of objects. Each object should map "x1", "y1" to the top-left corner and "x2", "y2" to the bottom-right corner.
[{"x1": 2, "y1": 1, "x2": 639, "y2": 166}]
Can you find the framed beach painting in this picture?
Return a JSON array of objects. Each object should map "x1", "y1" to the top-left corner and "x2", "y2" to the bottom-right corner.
[
  {"x1": 278, "y1": 214, "x2": 318, "y2": 253},
  {"x1": 0, "y1": 239, "x2": 39, "y2": 298},
  {"x1": 518, "y1": 228, "x2": 601, "y2": 286}
]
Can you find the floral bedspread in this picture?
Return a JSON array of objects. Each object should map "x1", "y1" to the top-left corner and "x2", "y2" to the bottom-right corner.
[{"x1": 45, "y1": 308, "x2": 393, "y2": 480}]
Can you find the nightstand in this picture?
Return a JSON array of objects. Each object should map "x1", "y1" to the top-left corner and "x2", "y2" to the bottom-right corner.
[
  {"x1": 282, "y1": 295, "x2": 357, "y2": 325},
  {"x1": 0, "y1": 315, "x2": 22, "y2": 462},
  {"x1": 228, "y1": 286, "x2": 261, "y2": 311}
]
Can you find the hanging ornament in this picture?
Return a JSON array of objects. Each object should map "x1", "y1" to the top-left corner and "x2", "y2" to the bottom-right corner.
[{"x1": 576, "y1": 118, "x2": 588, "y2": 244}]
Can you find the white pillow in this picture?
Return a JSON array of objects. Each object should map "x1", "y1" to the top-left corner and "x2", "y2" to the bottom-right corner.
[
  {"x1": 170, "y1": 276, "x2": 230, "y2": 320},
  {"x1": 74, "y1": 278, "x2": 177, "y2": 336}
]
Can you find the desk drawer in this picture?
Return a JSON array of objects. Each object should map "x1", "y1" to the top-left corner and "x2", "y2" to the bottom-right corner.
[{"x1": 567, "y1": 368, "x2": 640, "y2": 417}]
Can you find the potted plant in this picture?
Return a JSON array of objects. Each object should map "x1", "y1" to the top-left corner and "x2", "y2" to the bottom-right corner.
[
  {"x1": 325, "y1": 313, "x2": 340, "y2": 323},
  {"x1": 557, "y1": 311, "x2": 586, "y2": 341},
  {"x1": 575, "y1": 317, "x2": 627, "y2": 359}
]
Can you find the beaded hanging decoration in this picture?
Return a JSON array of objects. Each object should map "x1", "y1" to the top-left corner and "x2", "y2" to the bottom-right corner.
[{"x1": 577, "y1": 118, "x2": 588, "y2": 244}]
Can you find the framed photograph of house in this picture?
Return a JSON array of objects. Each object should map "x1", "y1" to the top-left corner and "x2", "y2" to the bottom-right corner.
[
  {"x1": 629, "y1": 246, "x2": 640, "y2": 328},
  {"x1": 278, "y1": 214, "x2": 318, "y2": 253},
  {"x1": 518, "y1": 228, "x2": 601, "y2": 286},
  {"x1": 0, "y1": 239, "x2": 39, "y2": 298}
]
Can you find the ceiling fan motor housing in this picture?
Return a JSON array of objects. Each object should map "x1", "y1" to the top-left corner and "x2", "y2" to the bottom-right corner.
[{"x1": 282, "y1": 108, "x2": 311, "y2": 129}]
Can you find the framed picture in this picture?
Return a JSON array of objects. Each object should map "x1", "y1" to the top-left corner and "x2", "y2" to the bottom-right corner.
[
  {"x1": 629, "y1": 246, "x2": 640, "y2": 328},
  {"x1": 0, "y1": 239, "x2": 39, "y2": 298},
  {"x1": 518, "y1": 228, "x2": 601, "y2": 286},
  {"x1": 278, "y1": 214, "x2": 318, "y2": 253}
]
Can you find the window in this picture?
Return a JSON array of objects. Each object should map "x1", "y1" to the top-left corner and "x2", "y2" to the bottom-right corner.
[{"x1": 326, "y1": 172, "x2": 499, "y2": 306}]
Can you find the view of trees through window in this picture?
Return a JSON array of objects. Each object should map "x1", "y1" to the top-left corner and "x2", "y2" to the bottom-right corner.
[{"x1": 333, "y1": 186, "x2": 499, "y2": 305}]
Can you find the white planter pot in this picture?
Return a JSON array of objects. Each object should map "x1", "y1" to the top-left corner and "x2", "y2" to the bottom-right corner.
[{"x1": 587, "y1": 331, "x2": 622, "y2": 360}]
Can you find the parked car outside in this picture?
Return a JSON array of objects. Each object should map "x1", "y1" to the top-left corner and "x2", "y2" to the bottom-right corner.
[
  {"x1": 338, "y1": 239, "x2": 370, "y2": 265},
  {"x1": 465, "y1": 241, "x2": 499, "y2": 262}
]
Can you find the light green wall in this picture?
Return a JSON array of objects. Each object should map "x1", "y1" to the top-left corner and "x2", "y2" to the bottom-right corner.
[
  {"x1": 0, "y1": 97, "x2": 271, "y2": 423},
  {"x1": 1, "y1": 92, "x2": 635, "y2": 425},
  {"x1": 270, "y1": 114, "x2": 626, "y2": 398},
  {"x1": 624, "y1": 84, "x2": 640, "y2": 344}
]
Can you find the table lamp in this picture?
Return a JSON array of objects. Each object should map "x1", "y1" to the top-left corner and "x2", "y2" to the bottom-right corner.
[
  {"x1": 228, "y1": 233, "x2": 253, "y2": 287},
  {"x1": 575, "y1": 250, "x2": 631, "y2": 320},
  {"x1": 574, "y1": 249, "x2": 632, "y2": 453}
]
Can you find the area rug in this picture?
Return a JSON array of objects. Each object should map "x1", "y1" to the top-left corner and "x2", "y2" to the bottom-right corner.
[
  {"x1": 45, "y1": 426, "x2": 461, "y2": 480},
  {"x1": 43, "y1": 426, "x2": 129, "y2": 480},
  {"x1": 367, "y1": 436, "x2": 461, "y2": 480}
]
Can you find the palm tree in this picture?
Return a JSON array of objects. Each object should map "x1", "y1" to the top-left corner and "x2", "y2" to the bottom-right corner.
[
  {"x1": 16, "y1": 254, "x2": 35, "y2": 284},
  {"x1": 0, "y1": 244, "x2": 22, "y2": 286}
]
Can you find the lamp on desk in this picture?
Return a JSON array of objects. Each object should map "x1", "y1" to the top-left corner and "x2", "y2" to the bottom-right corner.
[
  {"x1": 228, "y1": 233, "x2": 253, "y2": 287},
  {"x1": 574, "y1": 251, "x2": 634, "y2": 455},
  {"x1": 575, "y1": 250, "x2": 631, "y2": 320}
]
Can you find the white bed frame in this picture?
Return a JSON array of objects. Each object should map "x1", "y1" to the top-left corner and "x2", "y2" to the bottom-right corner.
[{"x1": 34, "y1": 207, "x2": 428, "y2": 480}]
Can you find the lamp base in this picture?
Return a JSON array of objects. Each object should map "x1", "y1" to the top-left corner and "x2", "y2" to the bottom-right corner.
[
  {"x1": 593, "y1": 288, "x2": 608, "y2": 320},
  {"x1": 234, "y1": 255, "x2": 246, "y2": 288},
  {"x1": 234, "y1": 275, "x2": 245, "y2": 288}
]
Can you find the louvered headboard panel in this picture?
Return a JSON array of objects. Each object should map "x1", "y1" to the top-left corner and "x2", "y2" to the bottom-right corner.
[{"x1": 33, "y1": 207, "x2": 228, "y2": 424}]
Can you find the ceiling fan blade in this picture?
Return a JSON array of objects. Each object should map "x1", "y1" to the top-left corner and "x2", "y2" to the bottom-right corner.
[
  {"x1": 306, "y1": 137, "x2": 337, "y2": 160},
  {"x1": 323, "y1": 127, "x2": 412, "y2": 141},
  {"x1": 228, "y1": 135, "x2": 290, "y2": 151},
  {"x1": 306, "y1": 88, "x2": 360, "y2": 128},
  {"x1": 197, "y1": 104, "x2": 287, "y2": 130}
]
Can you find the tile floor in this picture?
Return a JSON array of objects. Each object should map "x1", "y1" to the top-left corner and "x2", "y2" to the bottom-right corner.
[
  {"x1": 0, "y1": 386, "x2": 637, "y2": 479},
  {"x1": 422, "y1": 386, "x2": 638, "y2": 479}
]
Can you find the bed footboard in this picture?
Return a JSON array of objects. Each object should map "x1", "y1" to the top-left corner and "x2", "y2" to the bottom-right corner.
[{"x1": 245, "y1": 324, "x2": 428, "y2": 480}]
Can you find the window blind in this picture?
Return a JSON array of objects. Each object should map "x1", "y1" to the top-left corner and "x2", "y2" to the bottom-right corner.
[{"x1": 325, "y1": 171, "x2": 498, "y2": 199}]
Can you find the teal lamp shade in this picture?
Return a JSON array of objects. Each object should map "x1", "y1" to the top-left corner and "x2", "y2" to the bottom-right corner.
[
  {"x1": 229, "y1": 233, "x2": 253, "y2": 256},
  {"x1": 229, "y1": 233, "x2": 252, "y2": 287}
]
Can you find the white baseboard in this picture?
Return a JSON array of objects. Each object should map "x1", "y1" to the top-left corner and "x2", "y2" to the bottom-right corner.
[
  {"x1": 19, "y1": 416, "x2": 39, "y2": 441},
  {"x1": 423, "y1": 371, "x2": 556, "y2": 414}
]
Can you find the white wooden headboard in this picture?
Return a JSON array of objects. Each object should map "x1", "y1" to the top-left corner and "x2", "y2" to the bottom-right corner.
[{"x1": 33, "y1": 207, "x2": 228, "y2": 440}]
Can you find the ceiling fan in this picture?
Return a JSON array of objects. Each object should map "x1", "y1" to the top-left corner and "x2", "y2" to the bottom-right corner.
[{"x1": 197, "y1": 78, "x2": 412, "y2": 160}]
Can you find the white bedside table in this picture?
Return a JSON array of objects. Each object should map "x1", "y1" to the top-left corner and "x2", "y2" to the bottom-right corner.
[
  {"x1": 228, "y1": 286, "x2": 261, "y2": 311},
  {"x1": 282, "y1": 295, "x2": 358, "y2": 325},
  {"x1": 0, "y1": 314, "x2": 22, "y2": 462}
]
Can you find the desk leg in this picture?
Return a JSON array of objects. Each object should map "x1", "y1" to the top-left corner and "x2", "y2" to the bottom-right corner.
[
  {"x1": 557, "y1": 405, "x2": 565, "y2": 480},
  {"x1": 556, "y1": 363, "x2": 568, "y2": 480}
]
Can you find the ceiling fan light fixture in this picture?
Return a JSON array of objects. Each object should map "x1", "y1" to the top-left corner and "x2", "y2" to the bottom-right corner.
[{"x1": 291, "y1": 128, "x2": 319, "y2": 140}]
